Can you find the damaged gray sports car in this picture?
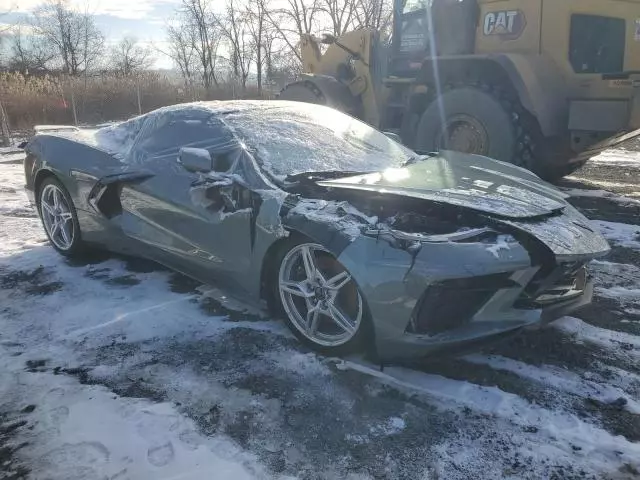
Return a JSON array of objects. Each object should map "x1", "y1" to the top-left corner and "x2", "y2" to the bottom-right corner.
[{"x1": 23, "y1": 101, "x2": 610, "y2": 360}]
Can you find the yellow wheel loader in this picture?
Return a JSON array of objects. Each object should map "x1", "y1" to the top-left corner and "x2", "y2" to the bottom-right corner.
[{"x1": 279, "y1": 0, "x2": 640, "y2": 178}]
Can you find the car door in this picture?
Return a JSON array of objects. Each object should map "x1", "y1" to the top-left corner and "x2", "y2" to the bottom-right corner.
[{"x1": 118, "y1": 108, "x2": 254, "y2": 288}]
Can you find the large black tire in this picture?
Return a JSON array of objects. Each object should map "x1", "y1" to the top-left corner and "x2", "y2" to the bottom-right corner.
[
  {"x1": 414, "y1": 85, "x2": 537, "y2": 171},
  {"x1": 270, "y1": 236, "x2": 373, "y2": 357},
  {"x1": 37, "y1": 177, "x2": 85, "y2": 257},
  {"x1": 278, "y1": 81, "x2": 325, "y2": 105}
]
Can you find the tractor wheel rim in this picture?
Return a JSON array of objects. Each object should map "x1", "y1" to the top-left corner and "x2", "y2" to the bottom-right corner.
[{"x1": 438, "y1": 114, "x2": 489, "y2": 155}]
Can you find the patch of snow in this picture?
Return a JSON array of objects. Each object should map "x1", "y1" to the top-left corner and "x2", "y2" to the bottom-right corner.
[
  {"x1": 562, "y1": 187, "x2": 640, "y2": 205},
  {"x1": 590, "y1": 149, "x2": 640, "y2": 168},
  {"x1": 465, "y1": 354, "x2": 640, "y2": 415},
  {"x1": 0, "y1": 360, "x2": 270, "y2": 480},
  {"x1": 552, "y1": 317, "x2": 640, "y2": 355},
  {"x1": 334, "y1": 358, "x2": 640, "y2": 473},
  {"x1": 265, "y1": 351, "x2": 331, "y2": 377},
  {"x1": 197, "y1": 285, "x2": 273, "y2": 321},
  {"x1": 593, "y1": 220, "x2": 640, "y2": 250},
  {"x1": 0, "y1": 152, "x2": 26, "y2": 164},
  {"x1": 34, "y1": 124, "x2": 80, "y2": 133},
  {"x1": 485, "y1": 235, "x2": 513, "y2": 259},
  {"x1": 0, "y1": 146, "x2": 24, "y2": 154},
  {"x1": 287, "y1": 199, "x2": 378, "y2": 240},
  {"x1": 597, "y1": 286, "x2": 640, "y2": 301},
  {"x1": 591, "y1": 260, "x2": 640, "y2": 284},
  {"x1": 590, "y1": 261, "x2": 640, "y2": 304}
]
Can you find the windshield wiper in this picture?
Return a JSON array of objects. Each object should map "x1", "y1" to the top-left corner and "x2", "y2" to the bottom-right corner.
[{"x1": 284, "y1": 170, "x2": 371, "y2": 183}]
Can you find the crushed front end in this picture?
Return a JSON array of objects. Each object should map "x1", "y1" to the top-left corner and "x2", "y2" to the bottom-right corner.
[{"x1": 336, "y1": 203, "x2": 609, "y2": 361}]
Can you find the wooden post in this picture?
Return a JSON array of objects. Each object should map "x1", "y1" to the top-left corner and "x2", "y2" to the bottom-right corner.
[
  {"x1": 0, "y1": 101, "x2": 11, "y2": 147},
  {"x1": 136, "y1": 80, "x2": 142, "y2": 115},
  {"x1": 70, "y1": 83, "x2": 78, "y2": 126}
]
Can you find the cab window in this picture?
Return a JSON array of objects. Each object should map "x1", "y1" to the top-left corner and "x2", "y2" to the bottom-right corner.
[{"x1": 569, "y1": 14, "x2": 625, "y2": 74}]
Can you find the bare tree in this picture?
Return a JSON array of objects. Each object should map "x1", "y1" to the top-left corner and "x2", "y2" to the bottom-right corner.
[
  {"x1": 353, "y1": 0, "x2": 393, "y2": 33},
  {"x1": 109, "y1": 36, "x2": 154, "y2": 76},
  {"x1": 165, "y1": 24, "x2": 198, "y2": 91},
  {"x1": 178, "y1": 0, "x2": 224, "y2": 93},
  {"x1": 32, "y1": 0, "x2": 104, "y2": 75},
  {"x1": 220, "y1": 0, "x2": 253, "y2": 91},
  {"x1": 264, "y1": 0, "x2": 321, "y2": 63},
  {"x1": 8, "y1": 26, "x2": 55, "y2": 74},
  {"x1": 246, "y1": 0, "x2": 272, "y2": 92},
  {"x1": 317, "y1": 0, "x2": 358, "y2": 36}
]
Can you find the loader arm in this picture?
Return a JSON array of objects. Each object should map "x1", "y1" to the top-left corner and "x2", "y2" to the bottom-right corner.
[{"x1": 290, "y1": 30, "x2": 383, "y2": 127}]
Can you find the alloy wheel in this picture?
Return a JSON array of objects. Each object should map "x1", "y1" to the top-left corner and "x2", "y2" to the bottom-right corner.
[
  {"x1": 278, "y1": 243, "x2": 363, "y2": 347},
  {"x1": 40, "y1": 183, "x2": 75, "y2": 251}
]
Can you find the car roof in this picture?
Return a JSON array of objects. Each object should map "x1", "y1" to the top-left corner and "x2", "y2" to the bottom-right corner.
[{"x1": 146, "y1": 100, "x2": 319, "y2": 118}]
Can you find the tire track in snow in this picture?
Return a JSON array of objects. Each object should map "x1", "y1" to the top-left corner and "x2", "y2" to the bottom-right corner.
[
  {"x1": 332, "y1": 357, "x2": 640, "y2": 474},
  {"x1": 552, "y1": 317, "x2": 640, "y2": 358},
  {"x1": 464, "y1": 354, "x2": 640, "y2": 415}
]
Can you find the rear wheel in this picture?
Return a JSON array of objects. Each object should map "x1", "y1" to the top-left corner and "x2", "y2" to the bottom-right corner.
[
  {"x1": 273, "y1": 239, "x2": 370, "y2": 355},
  {"x1": 38, "y1": 177, "x2": 84, "y2": 257},
  {"x1": 415, "y1": 86, "x2": 537, "y2": 171}
]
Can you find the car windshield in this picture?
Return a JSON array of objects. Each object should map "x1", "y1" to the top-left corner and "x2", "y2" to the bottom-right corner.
[{"x1": 221, "y1": 103, "x2": 415, "y2": 181}]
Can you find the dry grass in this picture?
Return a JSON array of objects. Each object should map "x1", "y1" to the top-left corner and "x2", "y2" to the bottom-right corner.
[{"x1": 0, "y1": 72, "x2": 271, "y2": 131}]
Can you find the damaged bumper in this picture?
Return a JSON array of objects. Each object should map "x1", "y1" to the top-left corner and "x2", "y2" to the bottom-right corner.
[
  {"x1": 337, "y1": 206, "x2": 607, "y2": 361},
  {"x1": 380, "y1": 271, "x2": 595, "y2": 361}
]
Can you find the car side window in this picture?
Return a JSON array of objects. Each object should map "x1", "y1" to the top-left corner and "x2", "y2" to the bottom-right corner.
[{"x1": 129, "y1": 109, "x2": 237, "y2": 169}]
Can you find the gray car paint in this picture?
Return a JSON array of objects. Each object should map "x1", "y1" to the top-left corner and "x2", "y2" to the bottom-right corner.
[{"x1": 23, "y1": 101, "x2": 611, "y2": 360}]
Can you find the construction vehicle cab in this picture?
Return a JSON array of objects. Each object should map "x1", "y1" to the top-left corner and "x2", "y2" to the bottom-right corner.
[{"x1": 281, "y1": 0, "x2": 640, "y2": 178}]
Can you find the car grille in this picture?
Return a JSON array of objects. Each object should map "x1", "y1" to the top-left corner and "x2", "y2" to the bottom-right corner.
[
  {"x1": 514, "y1": 263, "x2": 587, "y2": 309},
  {"x1": 407, "y1": 273, "x2": 515, "y2": 336}
]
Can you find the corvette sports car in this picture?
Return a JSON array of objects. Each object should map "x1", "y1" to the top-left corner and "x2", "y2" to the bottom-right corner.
[{"x1": 23, "y1": 100, "x2": 610, "y2": 360}]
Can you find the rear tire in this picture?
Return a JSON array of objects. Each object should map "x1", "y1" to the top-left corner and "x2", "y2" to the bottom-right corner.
[
  {"x1": 37, "y1": 177, "x2": 85, "y2": 257},
  {"x1": 414, "y1": 86, "x2": 536, "y2": 171}
]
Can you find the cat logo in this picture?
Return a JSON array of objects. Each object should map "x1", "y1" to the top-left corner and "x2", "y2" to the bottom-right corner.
[{"x1": 483, "y1": 10, "x2": 526, "y2": 40}]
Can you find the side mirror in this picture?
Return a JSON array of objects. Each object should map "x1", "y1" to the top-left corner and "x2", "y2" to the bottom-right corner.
[
  {"x1": 383, "y1": 131, "x2": 402, "y2": 144},
  {"x1": 178, "y1": 147, "x2": 213, "y2": 173}
]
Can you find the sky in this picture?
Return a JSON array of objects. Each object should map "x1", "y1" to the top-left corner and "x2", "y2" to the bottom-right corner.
[{"x1": 0, "y1": 0, "x2": 182, "y2": 68}]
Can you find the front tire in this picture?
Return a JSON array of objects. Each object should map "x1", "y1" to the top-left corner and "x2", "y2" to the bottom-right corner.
[
  {"x1": 272, "y1": 238, "x2": 371, "y2": 355},
  {"x1": 37, "y1": 177, "x2": 84, "y2": 257}
]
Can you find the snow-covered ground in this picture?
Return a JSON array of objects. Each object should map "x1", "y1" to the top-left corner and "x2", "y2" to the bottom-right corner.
[
  {"x1": 590, "y1": 149, "x2": 640, "y2": 168},
  {"x1": 1, "y1": 154, "x2": 640, "y2": 479}
]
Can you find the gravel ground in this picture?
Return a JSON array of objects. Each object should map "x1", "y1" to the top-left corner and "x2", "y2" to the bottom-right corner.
[{"x1": 1, "y1": 146, "x2": 639, "y2": 480}]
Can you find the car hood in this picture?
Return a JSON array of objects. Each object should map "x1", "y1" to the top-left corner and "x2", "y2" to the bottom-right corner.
[{"x1": 318, "y1": 151, "x2": 570, "y2": 220}]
